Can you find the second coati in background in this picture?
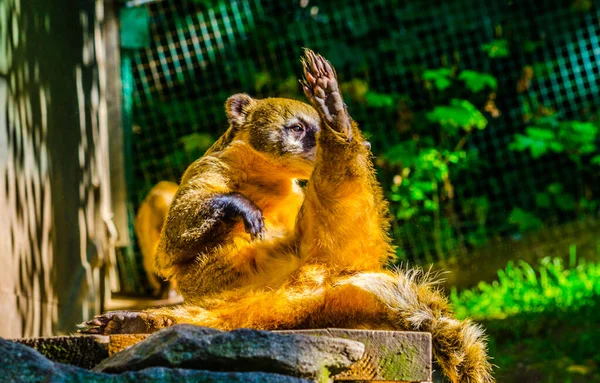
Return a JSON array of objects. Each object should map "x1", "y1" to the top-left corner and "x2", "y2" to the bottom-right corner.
[
  {"x1": 86, "y1": 50, "x2": 494, "y2": 383},
  {"x1": 134, "y1": 181, "x2": 179, "y2": 297}
]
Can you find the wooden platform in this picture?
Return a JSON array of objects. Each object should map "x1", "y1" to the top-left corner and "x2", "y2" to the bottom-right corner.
[{"x1": 13, "y1": 329, "x2": 432, "y2": 382}]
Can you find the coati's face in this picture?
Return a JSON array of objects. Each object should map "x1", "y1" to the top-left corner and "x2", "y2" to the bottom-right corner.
[{"x1": 226, "y1": 93, "x2": 320, "y2": 179}]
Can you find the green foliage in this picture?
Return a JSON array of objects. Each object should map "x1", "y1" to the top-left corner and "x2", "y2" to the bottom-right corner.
[
  {"x1": 535, "y1": 183, "x2": 577, "y2": 212},
  {"x1": 156, "y1": 132, "x2": 215, "y2": 173},
  {"x1": 510, "y1": 116, "x2": 598, "y2": 159},
  {"x1": 522, "y1": 39, "x2": 545, "y2": 53},
  {"x1": 458, "y1": 70, "x2": 498, "y2": 93},
  {"x1": 452, "y1": 251, "x2": 600, "y2": 381},
  {"x1": 422, "y1": 68, "x2": 453, "y2": 91},
  {"x1": 481, "y1": 39, "x2": 509, "y2": 58},
  {"x1": 507, "y1": 208, "x2": 543, "y2": 232},
  {"x1": 427, "y1": 99, "x2": 487, "y2": 132},
  {"x1": 364, "y1": 91, "x2": 396, "y2": 108},
  {"x1": 508, "y1": 110, "x2": 600, "y2": 232},
  {"x1": 451, "y1": 256, "x2": 600, "y2": 321},
  {"x1": 531, "y1": 60, "x2": 560, "y2": 78},
  {"x1": 379, "y1": 67, "x2": 498, "y2": 257},
  {"x1": 180, "y1": 133, "x2": 214, "y2": 154}
]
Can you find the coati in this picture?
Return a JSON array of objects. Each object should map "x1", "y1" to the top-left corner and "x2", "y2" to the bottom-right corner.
[
  {"x1": 134, "y1": 181, "x2": 179, "y2": 297},
  {"x1": 84, "y1": 50, "x2": 494, "y2": 383}
]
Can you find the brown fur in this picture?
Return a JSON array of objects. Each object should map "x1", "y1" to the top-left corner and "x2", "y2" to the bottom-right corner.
[
  {"x1": 86, "y1": 50, "x2": 494, "y2": 383},
  {"x1": 134, "y1": 181, "x2": 179, "y2": 296}
]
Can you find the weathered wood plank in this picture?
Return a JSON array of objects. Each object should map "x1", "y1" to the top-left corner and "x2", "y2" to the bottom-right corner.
[
  {"x1": 277, "y1": 329, "x2": 432, "y2": 382},
  {"x1": 107, "y1": 333, "x2": 149, "y2": 356}
]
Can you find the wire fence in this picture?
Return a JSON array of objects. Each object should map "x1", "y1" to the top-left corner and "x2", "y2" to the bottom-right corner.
[{"x1": 117, "y1": 0, "x2": 600, "y2": 292}]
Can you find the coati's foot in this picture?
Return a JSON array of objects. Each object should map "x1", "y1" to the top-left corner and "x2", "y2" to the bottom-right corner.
[
  {"x1": 300, "y1": 49, "x2": 352, "y2": 141},
  {"x1": 79, "y1": 310, "x2": 174, "y2": 335}
]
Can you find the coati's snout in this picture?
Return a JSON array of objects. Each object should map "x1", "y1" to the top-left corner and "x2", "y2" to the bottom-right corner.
[{"x1": 225, "y1": 93, "x2": 320, "y2": 168}]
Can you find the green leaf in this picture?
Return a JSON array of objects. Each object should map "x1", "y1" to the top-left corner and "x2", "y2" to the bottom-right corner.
[
  {"x1": 535, "y1": 192, "x2": 551, "y2": 208},
  {"x1": 508, "y1": 208, "x2": 543, "y2": 232},
  {"x1": 422, "y1": 68, "x2": 453, "y2": 91},
  {"x1": 396, "y1": 206, "x2": 418, "y2": 220},
  {"x1": 364, "y1": 91, "x2": 396, "y2": 108},
  {"x1": 409, "y1": 187, "x2": 426, "y2": 200},
  {"x1": 424, "y1": 199, "x2": 438, "y2": 211},
  {"x1": 481, "y1": 39, "x2": 509, "y2": 58},
  {"x1": 412, "y1": 181, "x2": 436, "y2": 192},
  {"x1": 427, "y1": 99, "x2": 487, "y2": 132},
  {"x1": 591, "y1": 155, "x2": 600, "y2": 166},
  {"x1": 524, "y1": 127, "x2": 555, "y2": 141},
  {"x1": 547, "y1": 183, "x2": 564, "y2": 194},
  {"x1": 555, "y1": 193, "x2": 576, "y2": 211},
  {"x1": 458, "y1": 70, "x2": 498, "y2": 93},
  {"x1": 548, "y1": 141, "x2": 565, "y2": 153},
  {"x1": 180, "y1": 133, "x2": 215, "y2": 153},
  {"x1": 580, "y1": 144, "x2": 597, "y2": 154},
  {"x1": 509, "y1": 135, "x2": 548, "y2": 158}
]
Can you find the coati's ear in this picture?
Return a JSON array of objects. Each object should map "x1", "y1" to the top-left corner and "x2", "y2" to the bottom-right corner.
[{"x1": 225, "y1": 94, "x2": 255, "y2": 127}]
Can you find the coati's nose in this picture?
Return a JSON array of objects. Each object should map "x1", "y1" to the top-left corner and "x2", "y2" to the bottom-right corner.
[{"x1": 363, "y1": 141, "x2": 371, "y2": 151}]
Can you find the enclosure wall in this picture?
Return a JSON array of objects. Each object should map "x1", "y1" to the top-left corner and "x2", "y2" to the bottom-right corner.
[{"x1": 0, "y1": 0, "x2": 114, "y2": 337}]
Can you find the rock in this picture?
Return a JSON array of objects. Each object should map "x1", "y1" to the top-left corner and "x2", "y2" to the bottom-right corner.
[
  {"x1": 0, "y1": 337, "x2": 311, "y2": 383},
  {"x1": 94, "y1": 324, "x2": 365, "y2": 381},
  {"x1": 13, "y1": 335, "x2": 109, "y2": 369},
  {"x1": 118, "y1": 368, "x2": 312, "y2": 383}
]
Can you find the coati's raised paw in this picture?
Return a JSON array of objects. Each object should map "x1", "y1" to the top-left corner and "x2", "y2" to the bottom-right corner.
[
  {"x1": 300, "y1": 48, "x2": 352, "y2": 140},
  {"x1": 78, "y1": 310, "x2": 173, "y2": 335}
]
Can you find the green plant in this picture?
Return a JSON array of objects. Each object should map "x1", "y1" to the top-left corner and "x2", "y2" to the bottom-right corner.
[
  {"x1": 450, "y1": 254, "x2": 600, "y2": 321},
  {"x1": 509, "y1": 109, "x2": 600, "y2": 228},
  {"x1": 153, "y1": 132, "x2": 215, "y2": 175},
  {"x1": 481, "y1": 39, "x2": 509, "y2": 58},
  {"x1": 452, "y1": 251, "x2": 600, "y2": 382},
  {"x1": 380, "y1": 68, "x2": 497, "y2": 259},
  {"x1": 507, "y1": 207, "x2": 543, "y2": 233},
  {"x1": 510, "y1": 115, "x2": 598, "y2": 160},
  {"x1": 535, "y1": 183, "x2": 577, "y2": 212}
]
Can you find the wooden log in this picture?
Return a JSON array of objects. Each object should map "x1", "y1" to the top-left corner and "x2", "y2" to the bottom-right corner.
[
  {"x1": 277, "y1": 329, "x2": 432, "y2": 383},
  {"x1": 107, "y1": 333, "x2": 149, "y2": 356}
]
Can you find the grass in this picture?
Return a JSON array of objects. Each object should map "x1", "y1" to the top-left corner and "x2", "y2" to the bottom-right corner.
[{"x1": 450, "y1": 250, "x2": 600, "y2": 382}]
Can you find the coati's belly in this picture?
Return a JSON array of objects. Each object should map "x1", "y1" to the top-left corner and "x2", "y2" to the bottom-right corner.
[{"x1": 235, "y1": 183, "x2": 304, "y2": 239}]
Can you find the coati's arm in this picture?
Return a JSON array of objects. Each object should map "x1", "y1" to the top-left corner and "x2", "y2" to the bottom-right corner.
[
  {"x1": 156, "y1": 157, "x2": 265, "y2": 277},
  {"x1": 296, "y1": 50, "x2": 393, "y2": 270}
]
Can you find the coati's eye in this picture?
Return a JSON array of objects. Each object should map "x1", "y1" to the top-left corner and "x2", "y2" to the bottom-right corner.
[{"x1": 287, "y1": 124, "x2": 304, "y2": 133}]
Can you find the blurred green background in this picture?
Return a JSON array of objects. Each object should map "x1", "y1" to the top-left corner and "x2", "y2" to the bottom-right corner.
[{"x1": 116, "y1": 0, "x2": 600, "y2": 381}]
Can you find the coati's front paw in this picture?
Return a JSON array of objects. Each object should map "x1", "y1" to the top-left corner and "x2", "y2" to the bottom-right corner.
[
  {"x1": 300, "y1": 49, "x2": 352, "y2": 139},
  {"x1": 212, "y1": 192, "x2": 266, "y2": 240},
  {"x1": 239, "y1": 205, "x2": 265, "y2": 240},
  {"x1": 78, "y1": 310, "x2": 173, "y2": 335}
]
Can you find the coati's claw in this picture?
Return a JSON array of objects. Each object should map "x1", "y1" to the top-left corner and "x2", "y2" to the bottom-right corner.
[
  {"x1": 244, "y1": 210, "x2": 266, "y2": 240},
  {"x1": 300, "y1": 48, "x2": 352, "y2": 139},
  {"x1": 78, "y1": 310, "x2": 171, "y2": 335}
]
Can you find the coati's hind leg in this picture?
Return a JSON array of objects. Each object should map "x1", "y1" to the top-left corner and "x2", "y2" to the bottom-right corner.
[
  {"x1": 81, "y1": 268, "x2": 399, "y2": 335},
  {"x1": 297, "y1": 49, "x2": 393, "y2": 270}
]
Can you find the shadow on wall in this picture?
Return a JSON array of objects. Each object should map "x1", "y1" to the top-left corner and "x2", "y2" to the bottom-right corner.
[{"x1": 0, "y1": 0, "x2": 113, "y2": 337}]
